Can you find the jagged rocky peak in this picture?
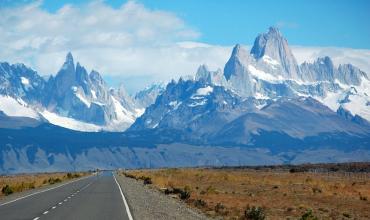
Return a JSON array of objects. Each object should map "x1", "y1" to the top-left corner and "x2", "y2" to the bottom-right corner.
[
  {"x1": 250, "y1": 27, "x2": 282, "y2": 59},
  {"x1": 224, "y1": 44, "x2": 249, "y2": 80},
  {"x1": 75, "y1": 62, "x2": 90, "y2": 85},
  {"x1": 0, "y1": 61, "x2": 46, "y2": 102},
  {"x1": 89, "y1": 70, "x2": 103, "y2": 82},
  {"x1": 250, "y1": 26, "x2": 300, "y2": 79},
  {"x1": 195, "y1": 64, "x2": 213, "y2": 81},
  {"x1": 196, "y1": 64, "x2": 225, "y2": 86},
  {"x1": 116, "y1": 83, "x2": 130, "y2": 97},
  {"x1": 196, "y1": 64, "x2": 209, "y2": 76},
  {"x1": 337, "y1": 63, "x2": 368, "y2": 85},
  {"x1": 60, "y1": 52, "x2": 75, "y2": 73},
  {"x1": 300, "y1": 56, "x2": 336, "y2": 82},
  {"x1": 231, "y1": 44, "x2": 248, "y2": 58},
  {"x1": 65, "y1": 52, "x2": 74, "y2": 64},
  {"x1": 53, "y1": 52, "x2": 78, "y2": 96},
  {"x1": 300, "y1": 56, "x2": 367, "y2": 85}
]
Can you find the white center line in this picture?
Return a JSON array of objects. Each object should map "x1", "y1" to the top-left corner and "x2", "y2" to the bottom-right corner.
[
  {"x1": 52, "y1": 206, "x2": 56, "y2": 209},
  {"x1": 0, "y1": 175, "x2": 91, "y2": 207},
  {"x1": 64, "y1": 199, "x2": 67, "y2": 202},
  {"x1": 43, "y1": 211, "x2": 49, "y2": 215},
  {"x1": 33, "y1": 217, "x2": 40, "y2": 220}
]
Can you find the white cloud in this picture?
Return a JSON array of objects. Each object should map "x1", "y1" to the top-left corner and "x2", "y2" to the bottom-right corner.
[{"x1": 0, "y1": 1, "x2": 369, "y2": 93}]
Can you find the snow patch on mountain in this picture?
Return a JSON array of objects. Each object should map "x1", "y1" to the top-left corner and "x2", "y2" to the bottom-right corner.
[
  {"x1": 0, "y1": 96, "x2": 39, "y2": 119},
  {"x1": 135, "y1": 108, "x2": 145, "y2": 117},
  {"x1": 20, "y1": 77, "x2": 30, "y2": 85},
  {"x1": 169, "y1": 101, "x2": 182, "y2": 110},
  {"x1": 91, "y1": 90, "x2": 97, "y2": 99},
  {"x1": 248, "y1": 65, "x2": 283, "y2": 81},
  {"x1": 75, "y1": 92, "x2": 91, "y2": 107},
  {"x1": 40, "y1": 110, "x2": 101, "y2": 132},
  {"x1": 188, "y1": 99, "x2": 207, "y2": 107},
  {"x1": 342, "y1": 95, "x2": 370, "y2": 121},
  {"x1": 111, "y1": 96, "x2": 135, "y2": 124},
  {"x1": 262, "y1": 55, "x2": 280, "y2": 67},
  {"x1": 195, "y1": 86, "x2": 213, "y2": 96}
]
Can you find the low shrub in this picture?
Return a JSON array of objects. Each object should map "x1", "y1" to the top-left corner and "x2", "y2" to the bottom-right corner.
[
  {"x1": 48, "y1": 177, "x2": 62, "y2": 185},
  {"x1": 312, "y1": 187, "x2": 322, "y2": 193},
  {"x1": 179, "y1": 188, "x2": 190, "y2": 200},
  {"x1": 343, "y1": 213, "x2": 350, "y2": 218},
  {"x1": 67, "y1": 173, "x2": 81, "y2": 179},
  {"x1": 164, "y1": 187, "x2": 190, "y2": 200},
  {"x1": 300, "y1": 210, "x2": 318, "y2": 220},
  {"x1": 142, "y1": 176, "x2": 152, "y2": 185},
  {"x1": 2, "y1": 185, "x2": 14, "y2": 196},
  {"x1": 122, "y1": 172, "x2": 136, "y2": 179},
  {"x1": 215, "y1": 203, "x2": 227, "y2": 215},
  {"x1": 360, "y1": 195, "x2": 367, "y2": 201},
  {"x1": 244, "y1": 206, "x2": 266, "y2": 220},
  {"x1": 194, "y1": 199, "x2": 207, "y2": 208}
]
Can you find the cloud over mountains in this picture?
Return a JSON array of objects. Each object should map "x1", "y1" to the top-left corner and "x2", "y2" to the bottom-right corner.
[{"x1": 0, "y1": 0, "x2": 369, "y2": 92}]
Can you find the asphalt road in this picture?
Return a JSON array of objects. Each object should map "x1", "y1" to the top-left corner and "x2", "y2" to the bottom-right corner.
[{"x1": 0, "y1": 171, "x2": 132, "y2": 220}]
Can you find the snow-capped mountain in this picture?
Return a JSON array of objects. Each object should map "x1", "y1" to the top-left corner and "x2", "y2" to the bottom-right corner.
[
  {"x1": 134, "y1": 83, "x2": 165, "y2": 108},
  {"x1": 221, "y1": 27, "x2": 370, "y2": 122},
  {"x1": 195, "y1": 64, "x2": 226, "y2": 86},
  {"x1": 1, "y1": 26, "x2": 370, "y2": 173},
  {"x1": 0, "y1": 53, "x2": 141, "y2": 131},
  {"x1": 0, "y1": 62, "x2": 46, "y2": 105},
  {"x1": 129, "y1": 79, "x2": 256, "y2": 139},
  {"x1": 130, "y1": 26, "x2": 370, "y2": 147}
]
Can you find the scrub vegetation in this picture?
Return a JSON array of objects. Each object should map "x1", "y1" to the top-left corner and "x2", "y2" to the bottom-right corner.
[
  {"x1": 0, "y1": 172, "x2": 88, "y2": 197},
  {"x1": 123, "y1": 163, "x2": 370, "y2": 219}
]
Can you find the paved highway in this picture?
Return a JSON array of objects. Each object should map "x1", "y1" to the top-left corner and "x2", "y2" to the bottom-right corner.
[{"x1": 0, "y1": 171, "x2": 133, "y2": 220}]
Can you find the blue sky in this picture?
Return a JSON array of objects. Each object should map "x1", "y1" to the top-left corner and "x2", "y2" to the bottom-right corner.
[
  {"x1": 14, "y1": 0, "x2": 370, "y2": 49},
  {"x1": 0, "y1": 0, "x2": 369, "y2": 93}
]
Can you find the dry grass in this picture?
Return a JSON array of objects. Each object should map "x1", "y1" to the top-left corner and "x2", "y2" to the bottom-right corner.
[
  {"x1": 125, "y1": 168, "x2": 370, "y2": 220},
  {"x1": 0, "y1": 172, "x2": 88, "y2": 197}
]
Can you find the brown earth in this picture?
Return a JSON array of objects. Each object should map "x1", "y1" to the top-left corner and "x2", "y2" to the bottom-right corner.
[{"x1": 125, "y1": 166, "x2": 370, "y2": 220}]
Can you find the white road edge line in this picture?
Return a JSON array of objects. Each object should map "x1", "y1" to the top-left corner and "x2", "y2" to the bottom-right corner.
[
  {"x1": 0, "y1": 175, "x2": 91, "y2": 207},
  {"x1": 113, "y1": 173, "x2": 134, "y2": 220}
]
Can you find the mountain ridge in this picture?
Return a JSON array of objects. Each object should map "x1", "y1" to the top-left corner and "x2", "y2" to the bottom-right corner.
[{"x1": 1, "y1": 26, "x2": 370, "y2": 173}]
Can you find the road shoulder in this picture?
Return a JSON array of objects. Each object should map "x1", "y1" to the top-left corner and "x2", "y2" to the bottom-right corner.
[{"x1": 115, "y1": 173, "x2": 210, "y2": 220}]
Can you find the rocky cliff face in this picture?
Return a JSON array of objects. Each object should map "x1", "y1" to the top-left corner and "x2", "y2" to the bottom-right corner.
[
  {"x1": 251, "y1": 27, "x2": 300, "y2": 79},
  {"x1": 0, "y1": 62, "x2": 46, "y2": 105},
  {"x1": 134, "y1": 83, "x2": 165, "y2": 109}
]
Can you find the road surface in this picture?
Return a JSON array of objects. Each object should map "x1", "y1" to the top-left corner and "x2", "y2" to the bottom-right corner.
[{"x1": 0, "y1": 171, "x2": 132, "y2": 220}]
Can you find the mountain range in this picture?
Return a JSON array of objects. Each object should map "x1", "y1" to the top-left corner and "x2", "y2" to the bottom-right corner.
[
  {"x1": 1, "y1": 27, "x2": 369, "y2": 173},
  {"x1": 0, "y1": 53, "x2": 164, "y2": 131}
]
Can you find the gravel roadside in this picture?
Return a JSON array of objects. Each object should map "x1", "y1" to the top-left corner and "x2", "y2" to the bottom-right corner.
[{"x1": 115, "y1": 174, "x2": 211, "y2": 220}]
